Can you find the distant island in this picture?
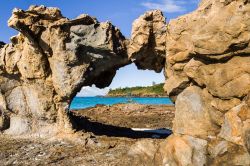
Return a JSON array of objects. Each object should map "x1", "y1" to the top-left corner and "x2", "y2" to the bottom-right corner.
[{"x1": 107, "y1": 83, "x2": 167, "y2": 97}]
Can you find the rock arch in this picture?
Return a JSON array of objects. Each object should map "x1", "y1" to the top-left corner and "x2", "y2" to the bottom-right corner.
[
  {"x1": 0, "y1": 0, "x2": 250, "y2": 165},
  {"x1": 0, "y1": 6, "x2": 166, "y2": 137}
]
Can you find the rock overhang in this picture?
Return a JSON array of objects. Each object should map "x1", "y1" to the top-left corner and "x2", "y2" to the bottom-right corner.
[{"x1": 0, "y1": 6, "x2": 166, "y2": 137}]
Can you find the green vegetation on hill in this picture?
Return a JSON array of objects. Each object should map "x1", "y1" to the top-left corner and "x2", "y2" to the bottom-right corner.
[{"x1": 107, "y1": 83, "x2": 167, "y2": 97}]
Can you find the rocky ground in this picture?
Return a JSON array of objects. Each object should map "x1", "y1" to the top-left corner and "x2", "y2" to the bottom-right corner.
[
  {"x1": 0, "y1": 134, "x2": 164, "y2": 166},
  {"x1": 72, "y1": 103, "x2": 175, "y2": 129},
  {"x1": 0, "y1": 104, "x2": 175, "y2": 166}
]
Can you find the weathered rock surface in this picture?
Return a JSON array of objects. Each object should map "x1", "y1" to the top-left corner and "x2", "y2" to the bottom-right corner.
[
  {"x1": 128, "y1": 10, "x2": 166, "y2": 73},
  {"x1": 128, "y1": 139, "x2": 158, "y2": 166},
  {"x1": 1, "y1": 0, "x2": 250, "y2": 165},
  {"x1": 0, "y1": 5, "x2": 130, "y2": 137},
  {"x1": 155, "y1": 134, "x2": 207, "y2": 166},
  {"x1": 165, "y1": 0, "x2": 250, "y2": 99},
  {"x1": 128, "y1": 3, "x2": 250, "y2": 164},
  {"x1": 160, "y1": 0, "x2": 250, "y2": 165},
  {"x1": 173, "y1": 86, "x2": 220, "y2": 139}
]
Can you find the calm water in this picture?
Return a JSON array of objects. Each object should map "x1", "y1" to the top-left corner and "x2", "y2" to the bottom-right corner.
[{"x1": 70, "y1": 97, "x2": 173, "y2": 110}]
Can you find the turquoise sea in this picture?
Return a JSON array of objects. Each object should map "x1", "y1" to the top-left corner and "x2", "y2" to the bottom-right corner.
[{"x1": 70, "y1": 97, "x2": 173, "y2": 110}]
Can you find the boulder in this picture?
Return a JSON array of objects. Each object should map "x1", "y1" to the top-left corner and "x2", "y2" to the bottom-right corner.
[
  {"x1": 128, "y1": 139, "x2": 158, "y2": 165},
  {"x1": 219, "y1": 102, "x2": 250, "y2": 146},
  {"x1": 128, "y1": 10, "x2": 166, "y2": 73},
  {"x1": 4, "y1": 116, "x2": 30, "y2": 135},
  {"x1": 163, "y1": 0, "x2": 250, "y2": 165},
  {"x1": 208, "y1": 139, "x2": 250, "y2": 165},
  {"x1": 173, "y1": 86, "x2": 220, "y2": 138},
  {"x1": 155, "y1": 134, "x2": 207, "y2": 166}
]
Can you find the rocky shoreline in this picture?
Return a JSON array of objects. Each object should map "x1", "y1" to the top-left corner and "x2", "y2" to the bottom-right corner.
[
  {"x1": 0, "y1": 134, "x2": 165, "y2": 166},
  {"x1": 72, "y1": 103, "x2": 175, "y2": 129},
  {"x1": 106, "y1": 94, "x2": 168, "y2": 97},
  {"x1": 0, "y1": 104, "x2": 174, "y2": 165}
]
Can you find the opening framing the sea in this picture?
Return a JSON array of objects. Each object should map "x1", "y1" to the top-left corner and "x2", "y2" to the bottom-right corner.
[{"x1": 70, "y1": 97, "x2": 173, "y2": 110}]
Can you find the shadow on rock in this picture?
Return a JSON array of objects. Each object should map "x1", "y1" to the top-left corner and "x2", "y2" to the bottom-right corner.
[{"x1": 70, "y1": 113, "x2": 172, "y2": 139}]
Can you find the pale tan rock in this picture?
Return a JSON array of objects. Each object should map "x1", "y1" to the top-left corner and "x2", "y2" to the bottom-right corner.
[
  {"x1": 128, "y1": 140, "x2": 158, "y2": 158},
  {"x1": 208, "y1": 140, "x2": 228, "y2": 158},
  {"x1": 209, "y1": 108, "x2": 225, "y2": 127},
  {"x1": 211, "y1": 97, "x2": 241, "y2": 113},
  {"x1": 17, "y1": 38, "x2": 48, "y2": 79},
  {"x1": 1, "y1": 44, "x2": 22, "y2": 75},
  {"x1": 128, "y1": 139, "x2": 158, "y2": 165},
  {"x1": 155, "y1": 135, "x2": 207, "y2": 166},
  {"x1": 165, "y1": 0, "x2": 250, "y2": 97},
  {"x1": 0, "y1": 91, "x2": 7, "y2": 111},
  {"x1": 122, "y1": 0, "x2": 250, "y2": 165},
  {"x1": 6, "y1": 86, "x2": 28, "y2": 116},
  {"x1": 163, "y1": 1, "x2": 250, "y2": 164},
  {"x1": 219, "y1": 103, "x2": 250, "y2": 146},
  {"x1": 243, "y1": 120, "x2": 250, "y2": 154},
  {"x1": 128, "y1": 10, "x2": 166, "y2": 72},
  {"x1": 184, "y1": 56, "x2": 250, "y2": 99},
  {"x1": 173, "y1": 86, "x2": 220, "y2": 138},
  {"x1": 232, "y1": 152, "x2": 250, "y2": 166},
  {"x1": 5, "y1": 116, "x2": 31, "y2": 135},
  {"x1": 208, "y1": 139, "x2": 250, "y2": 165},
  {"x1": 163, "y1": 75, "x2": 189, "y2": 101}
]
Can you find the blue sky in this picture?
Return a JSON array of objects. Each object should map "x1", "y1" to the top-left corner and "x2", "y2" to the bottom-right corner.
[{"x1": 0, "y1": 0, "x2": 199, "y2": 96}]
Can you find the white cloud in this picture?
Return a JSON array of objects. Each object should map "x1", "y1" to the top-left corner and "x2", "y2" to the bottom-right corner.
[
  {"x1": 77, "y1": 85, "x2": 109, "y2": 97},
  {"x1": 141, "y1": 0, "x2": 199, "y2": 13}
]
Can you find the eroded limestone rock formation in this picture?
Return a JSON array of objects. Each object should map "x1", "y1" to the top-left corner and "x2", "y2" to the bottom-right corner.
[
  {"x1": 0, "y1": 0, "x2": 250, "y2": 165},
  {"x1": 0, "y1": 5, "x2": 130, "y2": 136},
  {"x1": 128, "y1": 10, "x2": 166, "y2": 73},
  {"x1": 122, "y1": 1, "x2": 250, "y2": 164},
  {"x1": 158, "y1": 0, "x2": 250, "y2": 165}
]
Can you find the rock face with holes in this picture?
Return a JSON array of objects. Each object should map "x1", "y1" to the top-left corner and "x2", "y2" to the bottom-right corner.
[
  {"x1": 0, "y1": 6, "x2": 130, "y2": 136},
  {"x1": 156, "y1": 0, "x2": 250, "y2": 165}
]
